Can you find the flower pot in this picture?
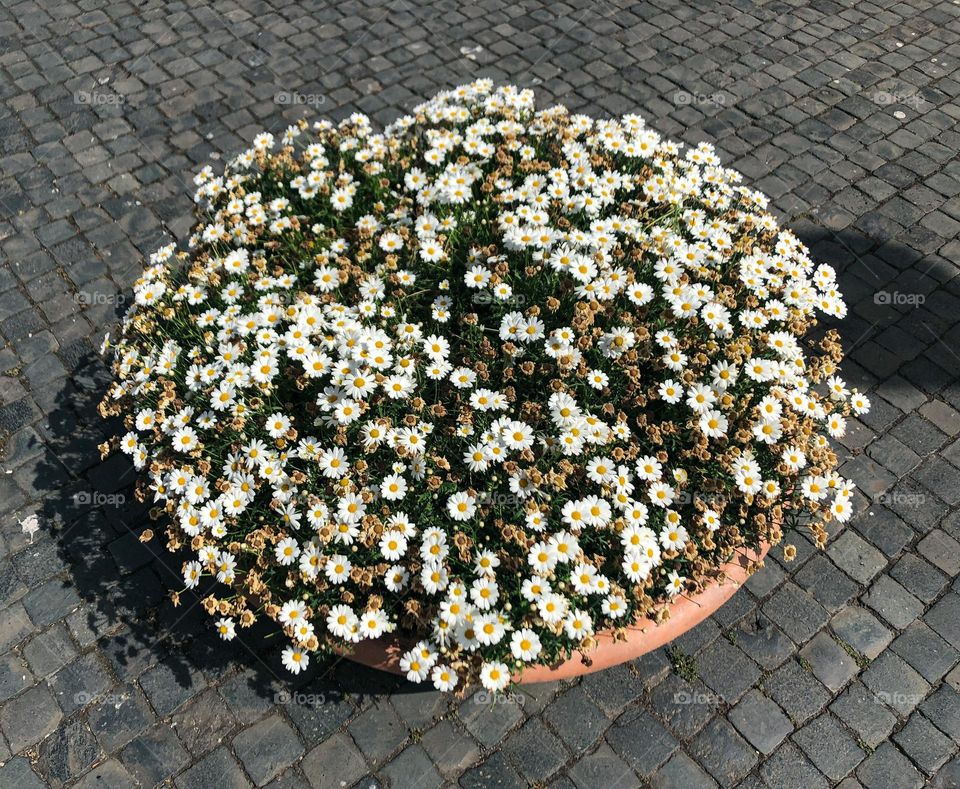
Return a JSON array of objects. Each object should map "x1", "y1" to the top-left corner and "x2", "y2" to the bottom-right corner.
[{"x1": 339, "y1": 541, "x2": 770, "y2": 684}]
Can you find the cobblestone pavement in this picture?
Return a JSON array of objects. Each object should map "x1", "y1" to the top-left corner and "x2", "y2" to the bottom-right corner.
[{"x1": 2, "y1": 0, "x2": 960, "y2": 786}]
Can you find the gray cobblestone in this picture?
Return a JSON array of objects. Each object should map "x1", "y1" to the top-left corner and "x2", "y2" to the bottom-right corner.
[
  {"x1": 800, "y1": 632, "x2": 859, "y2": 692},
  {"x1": 605, "y1": 709, "x2": 678, "y2": 780},
  {"x1": 696, "y1": 639, "x2": 761, "y2": 704},
  {"x1": 120, "y1": 724, "x2": 190, "y2": 787},
  {"x1": 828, "y1": 531, "x2": 887, "y2": 585},
  {"x1": 176, "y1": 746, "x2": 250, "y2": 789},
  {"x1": 729, "y1": 689, "x2": 794, "y2": 755},
  {"x1": 890, "y1": 621, "x2": 960, "y2": 683},
  {"x1": 792, "y1": 714, "x2": 866, "y2": 781},
  {"x1": 502, "y1": 717, "x2": 568, "y2": 783},
  {"x1": 857, "y1": 742, "x2": 923, "y2": 789},
  {"x1": 830, "y1": 683, "x2": 898, "y2": 751},
  {"x1": 862, "y1": 652, "x2": 931, "y2": 716},
  {"x1": 542, "y1": 686, "x2": 608, "y2": 755},
  {"x1": 689, "y1": 717, "x2": 758, "y2": 787},
  {"x1": 892, "y1": 713, "x2": 956, "y2": 775},
  {"x1": 863, "y1": 574, "x2": 925, "y2": 629},
  {"x1": 832, "y1": 605, "x2": 894, "y2": 660}
]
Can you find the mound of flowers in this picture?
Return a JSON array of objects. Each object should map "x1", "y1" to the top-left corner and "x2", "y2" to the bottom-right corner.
[{"x1": 101, "y1": 80, "x2": 869, "y2": 692}]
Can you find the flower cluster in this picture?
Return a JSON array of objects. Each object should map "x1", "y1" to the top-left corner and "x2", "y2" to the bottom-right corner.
[{"x1": 102, "y1": 81, "x2": 868, "y2": 691}]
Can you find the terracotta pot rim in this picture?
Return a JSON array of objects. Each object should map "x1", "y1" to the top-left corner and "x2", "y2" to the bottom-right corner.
[{"x1": 336, "y1": 539, "x2": 771, "y2": 684}]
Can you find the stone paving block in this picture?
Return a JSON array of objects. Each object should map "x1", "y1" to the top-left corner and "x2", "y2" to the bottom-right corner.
[
  {"x1": 389, "y1": 687, "x2": 448, "y2": 732},
  {"x1": 890, "y1": 621, "x2": 960, "y2": 683},
  {"x1": 86, "y1": 683, "x2": 154, "y2": 753},
  {"x1": 853, "y1": 507, "x2": 913, "y2": 557},
  {"x1": 73, "y1": 759, "x2": 137, "y2": 789},
  {"x1": 919, "y1": 400, "x2": 960, "y2": 435},
  {"x1": 232, "y1": 713, "x2": 305, "y2": 786},
  {"x1": 800, "y1": 632, "x2": 859, "y2": 692},
  {"x1": 21, "y1": 623, "x2": 77, "y2": 678},
  {"x1": 890, "y1": 553, "x2": 949, "y2": 603},
  {"x1": 830, "y1": 682, "x2": 899, "y2": 751},
  {"x1": 827, "y1": 531, "x2": 887, "y2": 585},
  {"x1": 419, "y1": 720, "x2": 481, "y2": 780},
  {"x1": 794, "y1": 555, "x2": 859, "y2": 613},
  {"x1": 695, "y1": 638, "x2": 761, "y2": 704},
  {"x1": 0, "y1": 757, "x2": 46, "y2": 789},
  {"x1": 542, "y1": 685, "x2": 609, "y2": 754},
  {"x1": 566, "y1": 741, "x2": 639, "y2": 789},
  {"x1": 459, "y1": 751, "x2": 526, "y2": 789},
  {"x1": 893, "y1": 713, "x2": 956, "y2": 775},
  {"x1": 731, "y1": 615, "x2": 795, "y2": 670},
  {"x1": 120, "y1": 724, "x2": 190, "y2": 786},
  {"x1": 921, "y1": 684, "x2": 960, "y2": 744},
  {"x1": 744, "y1": 558, "x2": 786, "y2": 598},
  {"x1": 175, "y1": 745, "x2": 250, "y2": 789},
  {"x1": 0, "y1": 651, "x2": 34, "y2": 703},
  {"x1": 0, "y1": 682, "x2": 63, "y2": 753},
  {"x1": 862, "y1": 652, "x2": 931, "y2": 716},
  {"x1": 381, "y1": 744, "x2": 443, "y2": 789},
  {"x1": 649, "y1": 673, "x2": 717, "y2": 739},
  {"x1": 688, "y1": 716, "x2": 758, "y2": 788},
  {"x1": 918, "y1": 529, "x2": 960, "y2": 576},
  {"x1": 301, "y1": 732, "x2": 369, "y2": 789},
  {"x1": 502, "y1": 717, "x2": 568, "y2": 783},
  {"x1": 171, "y1": 688, "x2": 238, "y2": 756},
  {"x1": 282, "y1": 686, "x2": 355, "y2": 748},
  {"x1": 857, "y1": 742, "x2": 924, "y2": 789},
  {"x1": 36, "y1": 716, "x2": 102, "y2": 787},
  {"x1": 913, "y1": 457, "x2": 960, "y2": 506},
  {"x1": 924, "y1": 593, "x2": 960, "y2": 649},
  {"x1": 138, "y1": 658, "x2": 205, "y2": 717},
  {"x1": 760, "y1": 742, "x2": 830, "y2": 789},
  {"x1": 649, "y1": 751, "x2": 719, "y2": 789},
  {"x1": 499, "y1": 680, "x2": 550, "y2": 718},
  {"x1": 763, "y1": 659, "x2": 832, "y2": 726},
  {"x1": 728, "y1": 689, "x2": 794, "y2": 755},
  {"x1": 762, "y1": 583, "x2": 830, "y2": 644},
  {"x1": 218, "y1": 670, "x2": 284, "y2": 725},
  {"x1": 863, "y1": 574, "x2": 925, "y2": 630},
  {"x1": 792, "y1": 713, "x2": 866, "y2": 781},
  {"x1": 347, "y1": 701, "x2": 409, "y2": 764},
  {"x1": 930, "y1": 757, "x2": 960, "y2": 789},
  {"x1": 605, "y1": 709, "x2": 678, "y2": 780},
  {"x1": 20, "y1": 577, "x2": 81, "y2": 629},
  {"x1": 866, "y1": 433, "x2": 921, "y2": 475},
  {"x1": 831, "y1": 605, "x2": 894, "y2": 660},
  {"x1": 579, "y1": 661, "x2": 645, "y2": 717}
]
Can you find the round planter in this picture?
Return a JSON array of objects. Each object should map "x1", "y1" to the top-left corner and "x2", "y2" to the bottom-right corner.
[{"x1": 338, "y1": 541, "x2": 770, "y2": 684}]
